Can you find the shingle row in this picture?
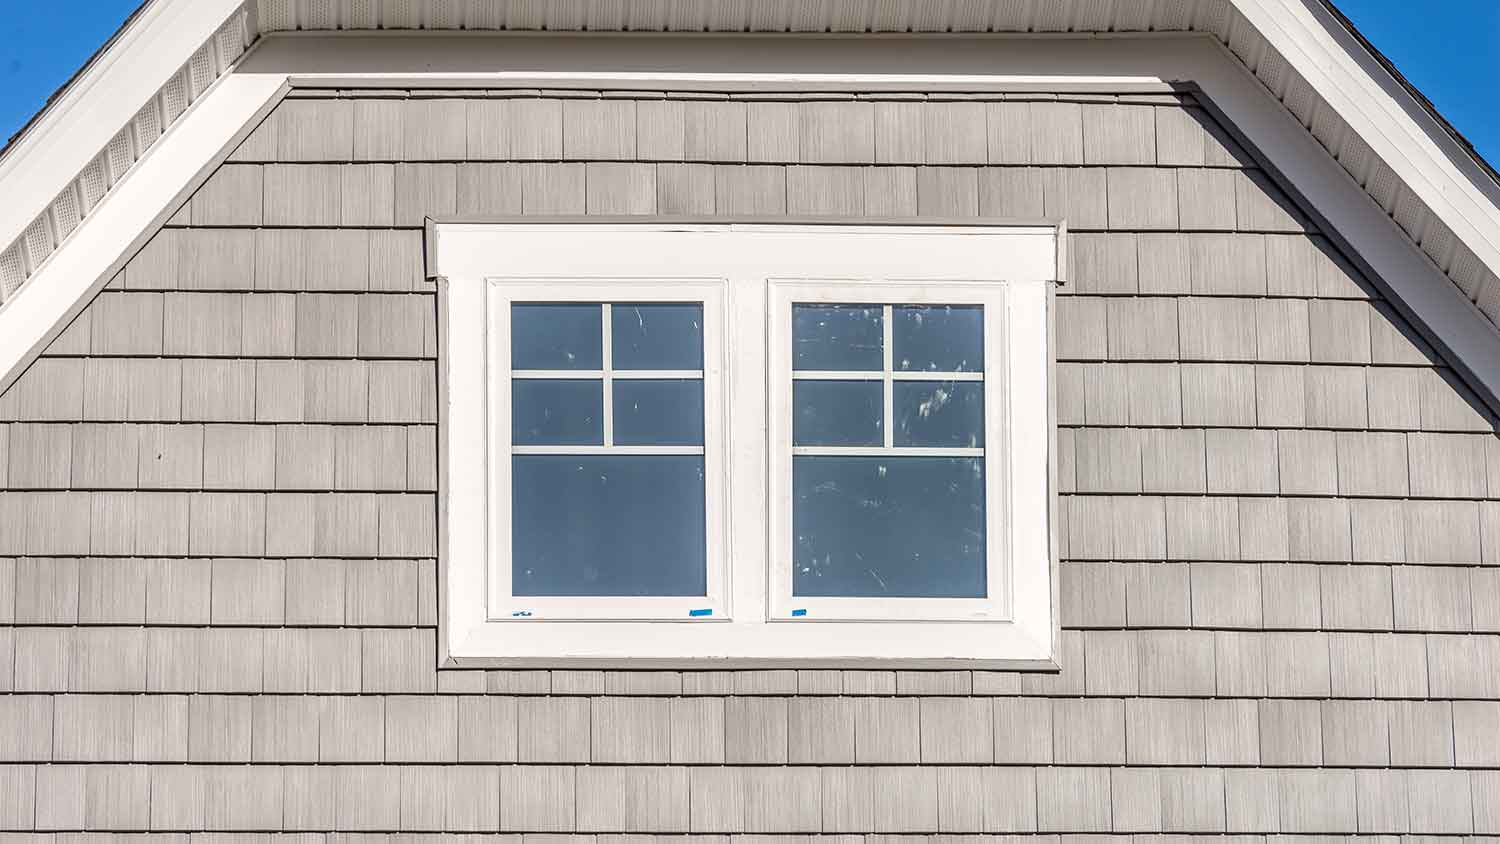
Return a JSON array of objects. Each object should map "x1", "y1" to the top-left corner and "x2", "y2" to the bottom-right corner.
[
  {"x1": 1046, "y1": 629, "x2": 1500, "y2": 700},
  {"x1": 3, "y1": 557, "x2": 1492, "y2": 633},
  {"x1": 1065, "y1": 561, "x2": 1500, "y2": 632},
  {"x1": 1, "y1": 424, "x2": 432, "y2": 492},
  {"x1": 229, "y1": 96, "x2": 1250, "y2": 170},
  {"x1": 0, "y1": 762, "x2": 1494, "y2": 833},
  {"x1": 0, "y1": 359, "x2": 435, "y2": 424},
  {"x1": 1067, "y1": 230, "x2": 1373, "y2": 297},
  {"x1": 0, "y1": 492, "x2": 434, "y2": 557},
  {"x1": 1060, "y1": 429, "x2": 1491, "y2": 497},
  {"x1": 23, "y1": 422, "x2": 1492, "y2": 497},
  {"x1": 117, "y1": 227, "x2": 1365, "y2": 297},
  {"x1": 183, "y1": 161, "x2": 1309, "y2": 231},
  {"x1": 1057, "y1": 363, "x2": 1493, "y2": 432},
  {"x1": 1061, "y1": 495, "x2": 1494, "y2": 564},
  {"x1": 0, "y1": 557, "x2": 433, "y2": 627},
  {"x1": 7, "y1": 626, "x2": 1500, "y2": 700},
  {"x1": 1057, "y1": 297, "x2": 1425, "y2": 364},
  {"x1": 113, "y1": 229, "x2": 424, "y2": 293},
  {"x1": 6, "y1": 362, "x2": 1473, "y2": 434},
  {"x1": 7, "y1": 692, "x2": 1500, "y2": 768},
  {"x1": 1, "y1": 627, "x2": 434, "y2": 694},
  {"x1": 41, "y1": 292, "x2": 433, "y2": 360}
]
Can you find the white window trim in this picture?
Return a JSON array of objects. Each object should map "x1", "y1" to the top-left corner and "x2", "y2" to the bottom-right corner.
[
  {"x1": 486, "y1": 279, "x2": 730, "y2": 621},
  {"x1": 438, "y1": 221, "x2": 1059, "y2": 668},
  {"x1": 766, "y1": 281, "x2": 1013, "y2": 623}
]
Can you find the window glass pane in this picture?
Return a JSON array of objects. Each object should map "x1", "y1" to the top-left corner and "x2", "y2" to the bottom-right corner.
[
  {"x1": 793, "y1": 380, "x2": 883, "y2": 447},
  {"x1": 893, "y1": 381, "x2": 985, "y2": 448},
  {"x1": 793, "y1": 305, "x2": 883, "y2": 371},
  {"x1": 512, "y1": 380, "x2": 603, "y2": 445},
  {"x1": 614, "y1": 380, "x2": 705, "y2": 446},
  {"x1": 512, "y1": 304, "x2": 602, "y2": 370},
  {"x1": 612, "y1": 304, "x2": 704, "y2": 370},
  {"x1": 894, "y1": 305, "x2": 983, "y2": 372},
  {"x1": 792, "y1": 456, "x2": 985, "y2": 598},
  {"x1": 513, "y1": 455, "x2": 707, "y2": 596}
]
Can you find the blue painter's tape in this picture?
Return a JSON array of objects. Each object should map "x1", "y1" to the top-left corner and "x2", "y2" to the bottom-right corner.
[
  {"x1": 511, "y1": 611, "x2": 533, "y2": 618},
  {"x1": 688, "y1": 608, "x2": 713, "y2": 617},
  {"x1": 791, "y1": 608, "x2": 808, "y2": 617}
]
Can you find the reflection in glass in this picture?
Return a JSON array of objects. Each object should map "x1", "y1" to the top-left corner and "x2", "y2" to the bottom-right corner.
[
  {"x1": 512, "y1": 380, "x2": 603, "y2": 445},
  {"x1": 893, "y1": 305, "x2": 983, "y2": 372},
  {"x1": 511, "y1": 304, "x2": 603, "y2": 370},
  {"x1": 893, "y1": 381, "x2": 985, "y2": 448},
  {"x1": 614, "y1": 380, "x2": 705, "y2": 446},
  {"x1": 612, "y1": 304, "x2": 704, "y2": 370},
  {"x1": 792, "y1": 456, "x2": 985, "y2": 598},
  {"x1": 513, "y1": 455, "x2": 707, "y2": 596},
  {"x1": 793, "y1": 380, "x2": 883, "y2": 446},
  {"x1": 793, "y1": 305, "x2": 883, "y2": 371}
]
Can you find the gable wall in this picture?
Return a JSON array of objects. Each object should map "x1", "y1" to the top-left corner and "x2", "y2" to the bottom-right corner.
[{"x1": 0, "y1": 88, "x2": 1497, "y2": 836}]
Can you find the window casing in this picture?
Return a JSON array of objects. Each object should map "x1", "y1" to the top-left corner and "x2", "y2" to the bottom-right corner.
[{"x1": 437, "y1": 222, "x2": 1057, "y2": 667}]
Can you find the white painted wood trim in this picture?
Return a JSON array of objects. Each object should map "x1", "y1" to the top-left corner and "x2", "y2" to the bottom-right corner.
[
  {"x1": 0, "y1": 0, "x2": 249, "y2": 268},
  {"x1": 435, "y1": 222, "x2": 1058, "y2": 667},
  {"x1": 1236, "y1": 0, "x2": 1500, "y2": 281},
  {"x1": 0, "y1": 70, "x2": 288, "y2": 395}
]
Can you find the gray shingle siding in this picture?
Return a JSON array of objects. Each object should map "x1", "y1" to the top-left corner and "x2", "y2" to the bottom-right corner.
[{"x1": 0, "y1": 89, "x2": 1495, "y2": 836}]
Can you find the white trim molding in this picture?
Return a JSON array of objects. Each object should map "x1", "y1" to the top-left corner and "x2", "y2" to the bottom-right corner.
[
  {"x1": 434, "y1": 221, "x2": 1060, "y2": 668},
  {"x1": 0, "y1": 66, "x2": 287, "y2": 404},
  {"x1": 0, "y1": 1, "x2": 254, "y2": 301}
]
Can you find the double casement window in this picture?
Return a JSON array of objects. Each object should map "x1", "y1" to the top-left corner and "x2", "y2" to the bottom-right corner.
[{"x1": 438, "y1": 223, "x2": 1057, "y2": 666}]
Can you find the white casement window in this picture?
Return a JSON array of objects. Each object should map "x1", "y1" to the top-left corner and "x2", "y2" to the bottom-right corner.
[
  {"x1": 767, "y1": 283, "x2": 1008, "y2": 622},
  {"x1": 437, "y1": 222, "x2": 1058, "y2": 667},
  {"x1": 488, "y1": 282, "x2": 729, "y2": 621}
]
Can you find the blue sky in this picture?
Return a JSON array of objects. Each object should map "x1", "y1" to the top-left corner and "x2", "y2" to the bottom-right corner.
[{"x1": 0, "y1": 0, "x2": 1496, "y2": 165}]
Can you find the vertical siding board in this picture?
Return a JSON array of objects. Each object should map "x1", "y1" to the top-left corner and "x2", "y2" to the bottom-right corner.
[
  {"x1": 748, "y1": 101, "x2": 800, "y2": 162},
  {"x1": 354, "y1": 100, "x2": 405, "y2": 161},
  {"x1": 800, "y1": 102, "x2": 874, "y2": 163},
  {"x1": 457, "y1": 162, "x2": 524, "y2": 216}
]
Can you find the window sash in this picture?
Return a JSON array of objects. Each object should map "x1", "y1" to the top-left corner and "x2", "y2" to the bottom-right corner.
[
  {"x1": 768, "y1": 280, "x2": 1012, "y2": 622},
  {"x1": 486, "y1": 279, "x2": 730, "y2": 621}
]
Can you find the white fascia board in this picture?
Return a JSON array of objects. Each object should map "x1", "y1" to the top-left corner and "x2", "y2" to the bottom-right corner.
[
  {"x1": 1235, "y1": 0, "x2": 1500, "y2": 278},
  {"x1": 0, "y1": 69, "x2": 286, "y2": 393},
  {"x1": 0, "y1": 0, "x2": 248, "y2": 255}
]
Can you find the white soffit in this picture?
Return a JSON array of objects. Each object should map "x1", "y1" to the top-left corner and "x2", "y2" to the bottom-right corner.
[{"x1": 2, "y1": 0, "x2": 1500, "y2": 389}]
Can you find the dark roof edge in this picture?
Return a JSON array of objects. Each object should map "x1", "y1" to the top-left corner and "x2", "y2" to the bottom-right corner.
[
  {"x1": 1318, "y1": 0, "x2": 1500, "y2": 193},
  {"x1": 1, "y1": 0, "x2": 155, "y2": 160}
]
